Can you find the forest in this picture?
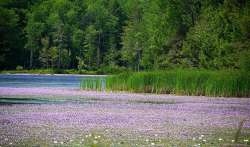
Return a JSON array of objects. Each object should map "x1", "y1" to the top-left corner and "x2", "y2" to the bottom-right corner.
[{"x1": 1, "y1": 0, "x2": 250, "y2": 72}]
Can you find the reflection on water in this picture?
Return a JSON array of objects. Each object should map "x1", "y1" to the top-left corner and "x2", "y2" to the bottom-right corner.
[
  {"x1": 0, "y1": 74, "x2": 105, "y2": 88},
  {"x1": 0, "y1": 97, "x2": 97, "y2": 105}
]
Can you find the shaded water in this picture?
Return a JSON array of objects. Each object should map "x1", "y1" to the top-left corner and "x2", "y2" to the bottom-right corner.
[
  {"x1": 0, "y1": 98, "x2": 57, "y2": 104},
  {"x1": 0, "y1": 97, "x2": 99, "y2": 105},
  {"x1": 0, "y1": 74, "x2": 105, "y2": 88},
  {"x1": 0, "y1": 97, "x2": 178, "y2": 105}
]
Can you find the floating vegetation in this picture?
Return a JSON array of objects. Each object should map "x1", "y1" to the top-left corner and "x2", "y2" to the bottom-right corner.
[
  {"x1": 0, "y1": 95, "x2": 250, "y2": 146},
  {"x1": 1, "y1": 80, "x2": 250, "y2": 146}
]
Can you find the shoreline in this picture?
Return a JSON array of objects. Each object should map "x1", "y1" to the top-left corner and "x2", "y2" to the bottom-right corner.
[
  {"x1": 0, "y1": 73, "x2": 107, "y2": 77},
  {"x1": 0, "y1": 87, "x2": 249, "y2": 100},
  {"x1": 0, "y1": 69, "x2": 109, "y2": 76}
]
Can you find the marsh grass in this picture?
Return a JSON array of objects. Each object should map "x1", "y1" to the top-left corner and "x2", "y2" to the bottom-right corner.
[
  {"x1": 106, "y1": 69, "x2": 250, "y2": 97},
  {"x1": 80, "y1": 78, "x2": 106, "y2": 91}
]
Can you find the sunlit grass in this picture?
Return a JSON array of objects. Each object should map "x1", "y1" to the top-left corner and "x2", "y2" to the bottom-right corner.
[{"x1": 105, "y1": 69, "x2": 250, "y2": 97}]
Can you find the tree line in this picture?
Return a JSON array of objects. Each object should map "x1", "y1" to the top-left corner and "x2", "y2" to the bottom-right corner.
[{"x1": 1, "y1": 0, "x2": 250, "y2": 71}]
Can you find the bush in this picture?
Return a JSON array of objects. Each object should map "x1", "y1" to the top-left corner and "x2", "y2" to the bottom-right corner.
[
  {"x1": 98, "y1": 65, "x2": 128, "y2": 74},
  {"x1": 52, "y1": 68, "x2": 64, "y2": 74},
  {"x1": 16, "y1": 65, "x2": 23, "y2": 70}
]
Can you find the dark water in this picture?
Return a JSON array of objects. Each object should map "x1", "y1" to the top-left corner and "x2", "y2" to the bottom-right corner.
[
  {"x1": 0, "y1": 74, "x2": 104, "y2": 88},
  {"x1": 0, "y1": 98, "x2": 58, "y2": 104},
  {"x1": 0, "y1": 97, "x2": 98, "y2": 105}
]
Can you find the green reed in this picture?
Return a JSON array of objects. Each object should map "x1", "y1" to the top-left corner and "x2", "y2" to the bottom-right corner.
[
  {"x1": 80, "y1": 77, "x2": 106, "y2": 91},
  {"x1": 106, "y1": 69, "x2": 250, "y2": 97}
]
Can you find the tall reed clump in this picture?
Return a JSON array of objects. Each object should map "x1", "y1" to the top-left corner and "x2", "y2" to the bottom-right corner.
[
  {"x1": 106, "y1": 69, "x2": 250, "y2": 97},
  {"x1": 80, "y1": 77, "x2": 106, "y2": 91}
]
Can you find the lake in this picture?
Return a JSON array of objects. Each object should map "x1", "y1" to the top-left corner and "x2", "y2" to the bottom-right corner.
[
  {"x1": 0, "y1": 74, "x2": 250, "y2": 146},
  {"x1": 0, "y1": 74, "x2": 105, "y2": 88}
]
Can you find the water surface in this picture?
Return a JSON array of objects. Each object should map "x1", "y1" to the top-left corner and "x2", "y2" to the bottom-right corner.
[{"x1": 0, "y1": 74, "x2": 104, "y2": 88}]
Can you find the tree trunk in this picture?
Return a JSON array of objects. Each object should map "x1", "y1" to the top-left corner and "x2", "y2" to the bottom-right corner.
[
  {"x1": 137, "y1": 49, "x2": 141, "y2": 72},
  {"x1": 191, "y1": 10, "x2": 195, "y2": 26},
  {"x1": 58, "y1": 47, "x2": 61, "y2": 69},
  {"x1": 29, "y1": 48, "x2": 33, "y2": 69},
  {"x1": 97, "y1": 32, "x2": 101, "y2": 67}
]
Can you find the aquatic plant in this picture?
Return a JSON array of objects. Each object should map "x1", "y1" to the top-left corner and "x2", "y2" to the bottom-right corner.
[
  {"x1": 80, "y1": 77, "x2": 106, "y2": 91},
  {"x1": 0, "y1": 91, "x2": 250, "y2": 146},
  {"x1": 106, "y1": 69, "x2": 250, "y2": 97}
]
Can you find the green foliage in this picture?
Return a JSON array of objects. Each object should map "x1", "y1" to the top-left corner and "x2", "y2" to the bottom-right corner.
[
  {"x1": 23, "y1": 0, "x2": 121, "y2": 70},
  {"x1": 98, "y1": 65, "x2": 127, "y2": 74},
  {"x1": 106, "y1": 70, "x2": 250, "y2": 97},
  {"x1": 182, "y1": 1, "x2": 250, "y2": 69},
  {"x1": 1, "y1": 0, "x2": 250, "y2": 73},
  {"x1": 239, "y1": 51, "x2": 250, "y2": 71},
  {"x1": 0, "y1": 2, "x2": 24, "y2": 69}
]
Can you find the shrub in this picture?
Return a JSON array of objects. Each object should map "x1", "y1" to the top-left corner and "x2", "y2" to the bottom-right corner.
[{"x1": 16, "y1": 65, "x2": 23, "y2": 70}]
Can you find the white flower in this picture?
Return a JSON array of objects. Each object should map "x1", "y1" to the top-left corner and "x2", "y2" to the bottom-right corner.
[
  {"x1": 98, "y1": 135, "x2": 101, "y2": 138},
  {"x1": 200, "y1": 135, "x2": 204, "y2": 137},
  {"x1": 70, "y1": 139, "x2": 73, "y2": 142},
  {"x1": 94, "y1": 136, "x2": 98, "y2": 139},
  {"x1": 60, "y1": 141, "x2": 64, "y2": 144},
  {"x1": 151, "y1": 142, "x2": 155, "y2": 145},
  {"x1": 231, "y1": 140, "x2": 235, "y2": 143},
  {"x1": 85, "y1": 135, "x2": 88, "y2": 138},
  {"x1": 244, "y1": 139, "x2": 249, "y2": 142},
  {"x1": 53, "y1": 141, "x2": 58, "y2": 144},
  {"x1": 89, "y1": 134, "x2": 92, "y2": 137},
  {"x1": 4, "y1": 138, "x2": 8, "y2": 141},
  {"x1": 154, "y1": 134, "x2": 158, "y2": 137},
  {"x1": 218, "y1": 138, "x2": 223, "y2": 141},
  {"x1": 198, "y1": 136, "x2": 202, "y2": 140},
  {"x1": 146, "y1": 139, "x2": 149, "y2": 142},
  {"x1": 9, "y1": 142, "x2": 12, "y2": 145},
  {"x1": 202, "y1": 139, "x2": 206, "y2": 142},
  {"x1": 81, "y1": 138, "x2": 84, "y2": 141},
  {"x1": 192, "y1": 137, "x2": 196, "y2": 141},
  {"x1": 93, "y1": 140, "x2": 98, "y2": 144}
]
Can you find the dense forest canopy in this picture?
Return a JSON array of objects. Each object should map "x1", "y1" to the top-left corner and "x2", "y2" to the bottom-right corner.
[{"x1": 1, "y1": 0, "x2": 250, "y2": 71}]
